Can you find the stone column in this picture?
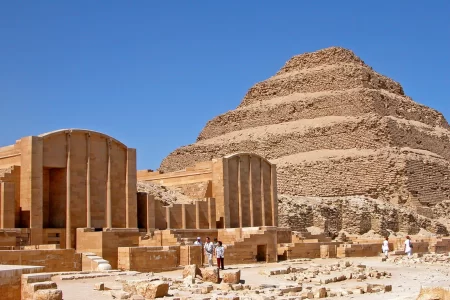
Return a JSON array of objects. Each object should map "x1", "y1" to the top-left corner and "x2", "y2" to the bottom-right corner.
[
  {"x1": 195, "y1": 201, "x2": 200, "y2": 229},
  {"x1": 126, "y1": 149, "x2": 137, "y2": 228},
  {"x1": 106, "y1": 139, "x2": 112, "y2": 229},
  {"x1": 165, "y1": 207, "x2": 171, "y2": 229},
  {"x1": 66, "y1": 131, "x2": 72, "y2": 248},
  {"x1": 270, "y1": 164, "x2": 278, "y2": 227},
  {"x1": 182, "y1": 204, "x2": 187, "y2": 229},
  {"x1": 0, "y1": 182, "x2": 15, "y2": 228},
  {"x1": 248, "y1": 155, "x2": 254, "y2": 227},
  {"x1": 208, "y1": 197, "x2": 216, "y2": 229},
  {"x1": 260, "y1": 158, "x2": 266, "y2": 226},
  {"x1": 237, "y1": 157, "x2": 243, "y2": 228},
  {"x1": 146, "y1": 194, "x2": 155, "y2": 233},
  {"x1": 20, "y1": 136, "x2": 44, "y2": 245},
  {"x1": 86, "y1": 133, "x2": 91, "y2": 228}
]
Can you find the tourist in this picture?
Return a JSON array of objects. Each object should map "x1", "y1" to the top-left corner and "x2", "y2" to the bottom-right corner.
[
  {"x1": 213, "y1": 237, "x2": 219, "y2": 248},
  {"x1": 204, "y1": 236, "x2": 214, "y2": 267},
  {"x1": 194, "y1": 237, "x2": 202, "y2": 246},
  {"x1": 215, "y1": 241, "x2": 225, "y2": 270},
  {"x1": 382, "y1": 237, "x2": 389, "y2": 259},
  {"x1": 404, "y1": 236, "x2": 413, "y2": 258}
]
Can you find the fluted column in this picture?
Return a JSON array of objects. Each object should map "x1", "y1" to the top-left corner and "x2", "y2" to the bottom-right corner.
[
  {"x1": 237, "y1": 156, "x2": 243, "y2": 228},
  {"x1": 66, "y1": 131, "x2": 72, "y2": 248},
  {"x1": 249, "y1": 156, "x2": 254, "y2": 227},
  {"x1": 260, "y1": 158, "x2": 265, "y2": 226},
  {"x1": 106, "y1": 138, "x2": 112, "y2": 228},
  {"x1": 86, "y1": 133, "x2": 91, "y2": 228},
  {"x1": 270, "y1": 164, "x2": 277, "y2": 227}
]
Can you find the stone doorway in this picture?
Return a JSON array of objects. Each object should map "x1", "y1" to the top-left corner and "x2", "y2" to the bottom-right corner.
[{"x1": 256, "y1": 244, "x2": 267, "y2": 262}]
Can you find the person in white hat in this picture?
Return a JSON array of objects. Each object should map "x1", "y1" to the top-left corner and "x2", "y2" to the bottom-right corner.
[{"x1": 194, "y1": 237, "x2": 202, "y2": 246}]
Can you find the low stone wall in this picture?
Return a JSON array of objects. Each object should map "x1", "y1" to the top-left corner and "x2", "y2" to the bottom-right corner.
[
  {"x1": 278, "y1": 242, "x2": 342, "y2": 260},
  {"x1": 337, "y1": 243, "x2": 380, "y2": 258},
  {"x1": 180, "y1": 245, "x2": 202, "y2": 266},
  {"x1": 0, "y1": 265, "x2": 44, "y2": 300},
  {"x1": 118, "y1": 246, "x2": 179, "y2": 272},
  {"x1": 0, "y1": 249, "x2": 81, "y2": 272},
  {"x1": 76, "y1": 228, "x2": 141, "y2": 269}
]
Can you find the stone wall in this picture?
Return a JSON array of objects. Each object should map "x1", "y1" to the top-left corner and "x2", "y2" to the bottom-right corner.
[
  {"x1": 118, "y1": 246, "x2": 179, "y2": 272},
  {"x1": 275, "y1": 148, "x2": 450, "y2": 206},
  {"x1": 278, "y1": 195, "x2": 448, "y2": 237},
  {"x1": 0, "y1": 265, "x2": 44, "y2": 300},
  {"x1": 0, "y1": 249, "x2": 81, "y2": 272},
  {"x1": 76, "y1": 229, "x2": 140, "y2": 269}
]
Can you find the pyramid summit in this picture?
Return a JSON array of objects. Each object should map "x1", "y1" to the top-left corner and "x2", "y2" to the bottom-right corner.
[{"x1": 160, "y1": 47, "x2": 450, "y2": 210}]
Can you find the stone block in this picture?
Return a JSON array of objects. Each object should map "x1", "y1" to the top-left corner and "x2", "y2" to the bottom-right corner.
[
  {"x1": 123, "y1": 280, "x2": 169, "y2": 299},
  {"x1": 201, "y1": 284, "x2": 213, "y2": 294},
  {"x1": 183, "y1": 264, "x2": 201, "y2": 278},
  {"x1": 222, "y1": 270, "x2": 241, "y2": 284},
  {"x1": 110, "y1": 290, "x2": 131, "y2": 299},
  {"x1": 32, "y1": 289, "x2": 63, "y2": 300},
  {"x1": 201, "y1": 267, "x2": 220, "y2": 284},
  {"x1": 314, "y1": 287, "x2": 327, "y2": 298},
  {"x1": 94, "y1": 282, "x2": 105, "y2": 291}
]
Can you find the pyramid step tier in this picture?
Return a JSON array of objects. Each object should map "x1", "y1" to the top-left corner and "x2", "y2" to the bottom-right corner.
[
  {"x1": 198, "y1": 88, "x2": 449, "y2": 141},
  {"x1": 161, "y1": 115, "x2": 450, "y2": 172},
  {"x1": 239, "y1": 63, "x2": 404, "y2": 107},
  {"x1": 276, "y1": 46, "x2": 367, "y2": 75},
  {"x1": 275, "y1": 147, "x2": 450, "y2": 207}
]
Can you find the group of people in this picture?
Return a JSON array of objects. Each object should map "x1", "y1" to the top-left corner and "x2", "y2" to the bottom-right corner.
[
  {"x1": 382, "y1": 236, "x2": 413, "y2": 259},
  {"x1": 194, "y1": 236, "x2": 225, "y2": 270}
]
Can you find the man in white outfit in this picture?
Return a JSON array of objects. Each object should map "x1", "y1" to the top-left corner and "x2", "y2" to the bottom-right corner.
[
  {"x1": 404, "y1": 236, "x2": 413, "y2": 258},
  {"x1": 204, "y1": 237, "x2": 214, "y2": 267},
  {"x1": 194, "y1": 237, "x2": 202, "y2": 246},
  {"x1": 382, "y1": 237, "x2": 389, "y2": 259}
]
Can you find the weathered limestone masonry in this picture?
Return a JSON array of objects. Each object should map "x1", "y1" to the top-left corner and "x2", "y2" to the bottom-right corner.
[
  {"x1": 0, "y1": 129, "x2": 137, "y2": 248},
  {"x1": 138, "y1": 152, "x2": 278, "y2": 229},
  {"x1": 278, "y1": 195, "x2": 449, "y2": 237},
  {"x1": 0, "y1": 265, "x2": 44, "y2": 300},
  {"x1": 159, "y1": 46, "x2": 450, "y2": 212}
]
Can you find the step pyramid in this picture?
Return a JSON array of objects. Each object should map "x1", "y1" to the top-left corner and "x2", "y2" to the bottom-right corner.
[{"x1": 160, "y1": 47, "x2": 450, "y2": 210}]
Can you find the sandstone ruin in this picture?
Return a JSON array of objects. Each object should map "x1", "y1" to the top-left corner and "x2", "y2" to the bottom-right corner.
[{"x1": 0, "y1": 47, "x2": 449, "y2": 299}]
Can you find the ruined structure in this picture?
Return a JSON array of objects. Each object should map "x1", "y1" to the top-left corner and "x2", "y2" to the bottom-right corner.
[
  {"x1": 138, "y1": 153, "x2": 278, "y2": 228},
  {"x1": 160, "y1": 47, "x2": 450, "y2": 212},
  {"x1": 0, "y1": 129, "x2": 137, "y2": 248}
]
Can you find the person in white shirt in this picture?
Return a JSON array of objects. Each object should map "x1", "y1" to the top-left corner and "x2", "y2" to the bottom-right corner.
[
  {"x1": 404, "y1": 236, "x2": 413, "y2": 258},
  {"x1": 194, "y1": 237, "x2": 202, "y2": 246},
  {"x1": 204, "y1": 237, "x2": 214, "y2": 267},
  {"x1": 215, "y1": 241, "x2": 225, "y2": 270},
  {"x1": 382, "y1": 237, "x2": 389, "y2": 259}
]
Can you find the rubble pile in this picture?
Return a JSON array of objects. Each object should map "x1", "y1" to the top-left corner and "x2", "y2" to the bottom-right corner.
[
  {"x1": 94, "y1": 263, "x2": 393, "y2": 299},
  {"x1": 393, "y1": 253, "x2": 450, "y2": 266}
]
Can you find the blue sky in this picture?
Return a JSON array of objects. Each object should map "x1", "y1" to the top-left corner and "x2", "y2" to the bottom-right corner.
[{"x1": 1, "y1": 1, "x2": 449, "y2": 169}]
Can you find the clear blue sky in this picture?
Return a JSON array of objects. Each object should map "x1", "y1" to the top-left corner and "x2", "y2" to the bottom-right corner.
[{"x1": 1, "y1": 1, "x2": 449, "y2": 170}]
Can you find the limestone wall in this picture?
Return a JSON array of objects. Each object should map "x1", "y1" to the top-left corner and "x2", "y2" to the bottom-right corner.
[
  {"x1": 275, "y1": 148, "x2": 450, "y2": 206},
  {"x1": 0, "y1": 249, "x2": 81, "y2": 272},
  {"x1": 76, "y1": 229, "x2": 141, "y2": 269},
  {"x1": 278, "y1": 195, "x2": 449, "y2": 237},
  {"x1": 0, "y1": 265, "x2": 44, "y2": 300},
  {"x1": 118, "y1": 246, "x2": 179, "y2": 272}
]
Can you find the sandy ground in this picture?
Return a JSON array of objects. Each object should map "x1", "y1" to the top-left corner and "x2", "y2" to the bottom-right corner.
[{"x1": 54, "y1": 256, "x2": 450, "y2": 300}]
